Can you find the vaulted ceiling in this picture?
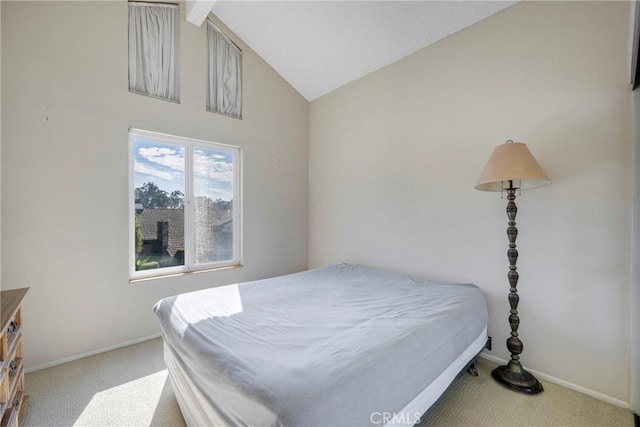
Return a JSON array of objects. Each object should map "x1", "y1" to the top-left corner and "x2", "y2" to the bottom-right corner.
[{"x1": 187, "y1": 1, "x2": 517, "y2": 101}]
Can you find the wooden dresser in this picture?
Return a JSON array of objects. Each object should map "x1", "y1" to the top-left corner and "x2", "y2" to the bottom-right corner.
[{"x1": 0, "y1": 288, "x2": 28, "y2": 427}]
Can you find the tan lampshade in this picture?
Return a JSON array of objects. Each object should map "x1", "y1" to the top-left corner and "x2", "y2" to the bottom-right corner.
[{"x1": 475, "y1": 141, "x2": 551, "y2": 191}]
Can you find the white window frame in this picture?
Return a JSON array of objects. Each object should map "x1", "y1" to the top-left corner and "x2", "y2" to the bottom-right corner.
[{"x1": 129, "y1": 128, "x2": 242, "y2": 280}]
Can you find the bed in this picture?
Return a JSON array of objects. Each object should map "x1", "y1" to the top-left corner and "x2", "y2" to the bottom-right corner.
[{"x1": 154, "y1": 263, "x2": 488, "y2": 427}]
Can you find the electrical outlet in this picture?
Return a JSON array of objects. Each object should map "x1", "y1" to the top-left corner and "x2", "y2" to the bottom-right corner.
[{"x1": 485, "y1": 336, "x2": 492, "y2": 351}]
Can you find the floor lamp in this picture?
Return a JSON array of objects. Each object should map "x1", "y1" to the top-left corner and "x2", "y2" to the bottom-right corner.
[{"x1": 475, "y1": 140, "x2": 551, "y2": 394}]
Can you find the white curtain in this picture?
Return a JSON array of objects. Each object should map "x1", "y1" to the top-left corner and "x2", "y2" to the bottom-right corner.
[
  {"x1": 129, "y1": 3, "x2": 180, "y2": 102},
  {"x1": 207, "y1": 22, "x2": 242, "y2": 118}
]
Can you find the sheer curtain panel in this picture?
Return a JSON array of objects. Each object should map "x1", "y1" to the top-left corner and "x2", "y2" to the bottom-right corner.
[
  {"x1": 129, "y1": 2, "x2": 180, "y2": 102},
  {"x1": 207, "y1": 22, "x2": 242, "y2": 118}
]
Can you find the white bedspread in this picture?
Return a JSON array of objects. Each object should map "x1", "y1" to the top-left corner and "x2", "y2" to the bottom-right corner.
[{"x1": 154, "y1": 264, "x2": 488, "y2": 426}]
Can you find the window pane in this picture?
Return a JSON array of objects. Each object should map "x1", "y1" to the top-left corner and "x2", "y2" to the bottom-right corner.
[
  {"x1": 193, "y1": 147, "x2": 234, "y2": 265},
  {"x1": 133, "y1": 139, "x2": 185, "y2": 271}
]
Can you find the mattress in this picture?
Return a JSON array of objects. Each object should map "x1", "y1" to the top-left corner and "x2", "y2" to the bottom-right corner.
[{"x1": 154, "y1": 264, "x2": 489, "y2": 426}]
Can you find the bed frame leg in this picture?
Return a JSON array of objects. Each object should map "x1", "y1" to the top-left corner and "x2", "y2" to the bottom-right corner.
[{"x1": 467, "y1": 359, "x2": 479, "y2": 377}]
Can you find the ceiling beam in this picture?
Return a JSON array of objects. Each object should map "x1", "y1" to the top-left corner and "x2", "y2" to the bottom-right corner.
[{"x1": 186, "y1": 0, "x2": 216, "y2": 26}]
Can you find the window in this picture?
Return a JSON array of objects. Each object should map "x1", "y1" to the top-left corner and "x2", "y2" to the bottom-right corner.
[
  {"x1": 128, "y1": 2, "x2": 180, "y2": 102},
  {"x1": 207, "y1": 21, "x2": 242, "y2": 118},
  {"x1": 129, "y1": 129, "x2": 241, "y2": 279}
]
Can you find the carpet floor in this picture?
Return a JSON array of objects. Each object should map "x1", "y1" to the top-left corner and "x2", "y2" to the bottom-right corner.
[{"x1": 23, "y1": 338, "x2": 633, "y2": 427}]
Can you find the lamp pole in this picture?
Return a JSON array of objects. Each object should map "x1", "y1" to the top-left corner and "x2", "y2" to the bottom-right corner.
[{"x1": 491, "y1": 180, "x2": 543, "y2": 394}]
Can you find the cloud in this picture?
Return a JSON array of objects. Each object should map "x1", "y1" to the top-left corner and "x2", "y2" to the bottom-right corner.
[
  {"x1": 134, "y1": 144, "x2": 234, "y2": 200},
  {"x1": 194, "y1": 180, "x2": 233, "y2": 200},
  {"x1": 134, "y1": 160, "x2": 178, "y2": 181},
  {"x1": 138, "y1": 146, "x2": 184, "y2": 171},
  {"x1": 193, "y1": 150, "x2": 234, "y2": 200},
  {"x1": 194, "y1": 150, "x2": 233, "y2": 184}
]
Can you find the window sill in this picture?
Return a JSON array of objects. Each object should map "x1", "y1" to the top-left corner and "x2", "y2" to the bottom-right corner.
[{"x1": 129, "y1": 264, "x2": 243, "y2": 284}]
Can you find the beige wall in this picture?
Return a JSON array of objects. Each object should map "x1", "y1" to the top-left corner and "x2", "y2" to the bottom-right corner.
[
  {"x1": 310, "y1": 1, "x2": 632, "y2": 403},
  {"x1": 1, "y1": 1, "x2": 308, "y2": 368}
]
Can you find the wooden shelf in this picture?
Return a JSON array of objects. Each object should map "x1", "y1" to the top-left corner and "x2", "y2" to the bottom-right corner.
[
  {"x1": 0, "y1": 289, "x2": 28, "y2": 427},
  {"x1": 1, "y1": 289, "x2": 28, "y2": 335}
]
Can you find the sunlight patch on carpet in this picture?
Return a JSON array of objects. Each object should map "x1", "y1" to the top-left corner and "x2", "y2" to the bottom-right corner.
[{"x1": 73, "y1": 371, "x2": 167, "y2": 427}]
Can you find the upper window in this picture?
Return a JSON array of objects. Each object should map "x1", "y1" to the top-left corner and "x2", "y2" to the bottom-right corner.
[
  {"x1": 129, "y1": 129, "x2": 242, "y2": 279},
  {"x1": 128, "y1": 2, "x2": 180, "y2": 103},
  {"x1": 207, "y1": 21, "x2": 242, "y2": 118}
]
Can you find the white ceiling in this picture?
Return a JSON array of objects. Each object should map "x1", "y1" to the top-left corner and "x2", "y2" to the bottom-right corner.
[{"x1": 207, "y1": 1, "x2": 517, "y2": 101}]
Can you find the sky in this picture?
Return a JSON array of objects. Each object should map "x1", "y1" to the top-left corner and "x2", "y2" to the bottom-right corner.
[{"x1": 133, "y1": 137, "x2": 234, "y2": 201}]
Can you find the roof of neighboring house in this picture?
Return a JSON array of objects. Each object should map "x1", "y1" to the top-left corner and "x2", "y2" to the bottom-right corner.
[
  {"x1": 193, "y1": 200, "x2": 233, "y2": 230},
  {"x1": 213, "y1": 219, "x2": 233, "y2": 231},
  {"x1": 137, "y1": 206, "x2": 233, "y2": 257},
  {"x1": 138, "y1": 208, "x2": 184, "y2": 257}
]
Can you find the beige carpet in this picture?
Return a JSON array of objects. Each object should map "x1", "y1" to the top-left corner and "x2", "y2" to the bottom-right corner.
[
  {"x1": 23, "y1": 338, "x2": 633, "y2": 427},
  {"x1": 24, "y1": 339, "x2": 185, "y2": 427},
  {"x1": 420, "y1": 359, "x2": 633, "y2": 427}
]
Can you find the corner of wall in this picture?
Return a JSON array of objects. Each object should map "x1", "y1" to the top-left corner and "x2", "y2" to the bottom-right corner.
[{"x1": 631, "y1": 90, "x2": 640, "y2": 414}]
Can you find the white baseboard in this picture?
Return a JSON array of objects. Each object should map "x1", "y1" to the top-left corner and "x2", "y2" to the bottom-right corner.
[
  {"x1": 479, "y1": 352, "x2": 630, "y2": 410},
  {"x1": 25, "y1": 333, "x2": 162, "y2": 374}
]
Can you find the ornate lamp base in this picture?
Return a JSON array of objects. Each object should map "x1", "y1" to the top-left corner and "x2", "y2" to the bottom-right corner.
[
  {"x1": 492, "y1": 362, "x2": 543, "y2": 394},
  {"x1": 490, "y1": 183, "x2": 544, "y2": 396}
]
